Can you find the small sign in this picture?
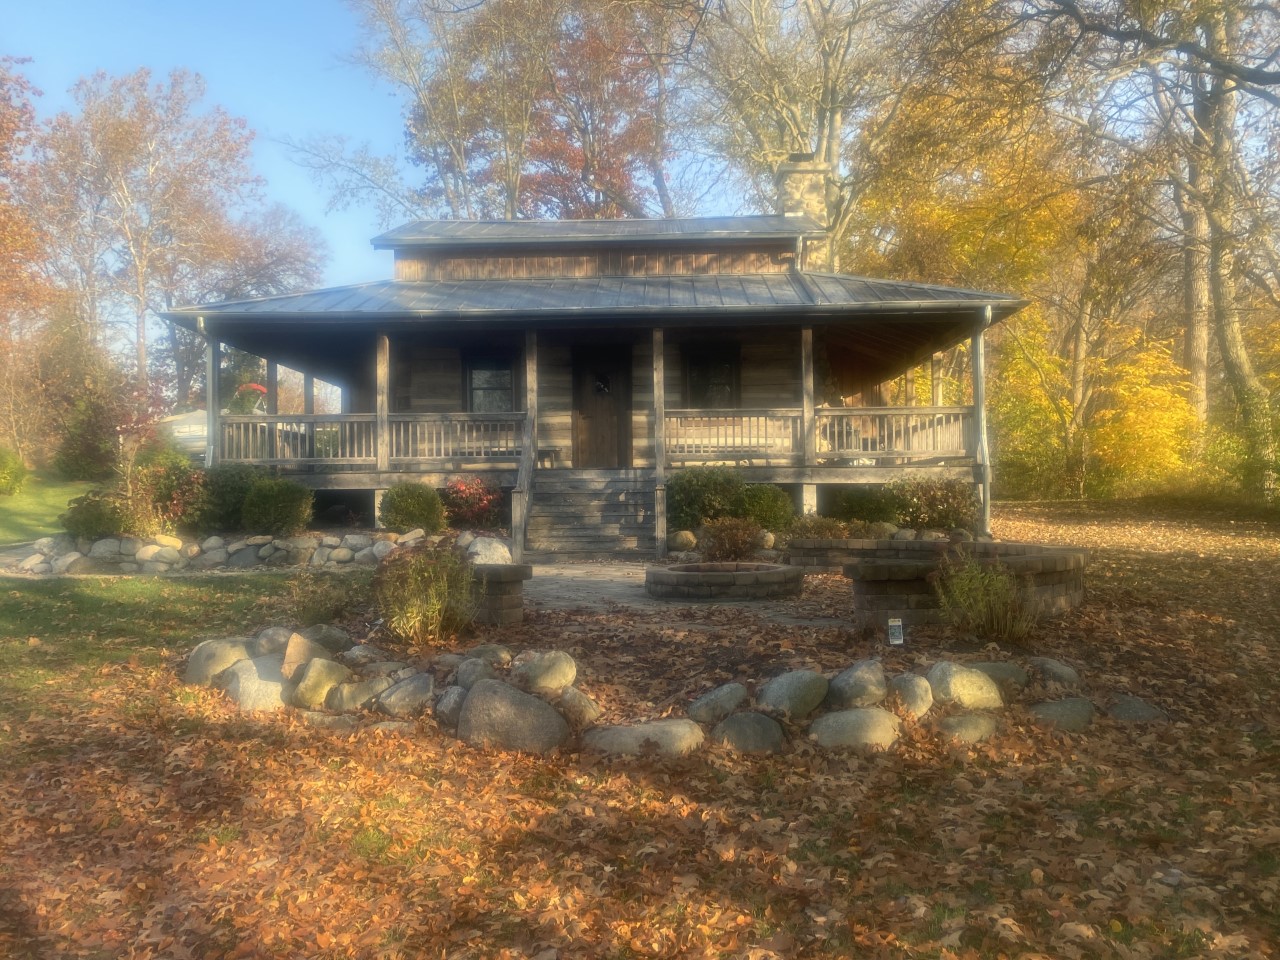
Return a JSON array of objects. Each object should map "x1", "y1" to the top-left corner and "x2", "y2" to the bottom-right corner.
[{"x1": 887, "y1": 618, "x2": 904, "y2": 646}]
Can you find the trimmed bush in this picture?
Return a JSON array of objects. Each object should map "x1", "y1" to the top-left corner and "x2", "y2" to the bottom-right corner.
[
  {"x1": 60, "y1": 492, "x2": 124, "y2": 540},
  {"x1": 374, "y1": 542, "x2": 474, "y2": 643},
  {"x1": 0, "y1": 446, "x2": 27, "y2": 497},
  {"x1": 700, "y1": 516, "x2": 763, "y2": 562},
  {"x1": 440, "y1": 475, "x2": 502, "y2": 528},
  {"x1": 888, "y1": 478, "x2": 979, "y2": 531},
  {"x1": 197, "y1": 463, "x2": 267, "y2": 533},
  {"x1": 241, "y1": 478, "x2": 314, "y2": 537},
  {"x1": 832, "y1": 487, "x2": 901, "y2": 524},
  {"x1": 380, "y1": 483, "x2": 446, "y2": 533},
  {"x1": 668, "y1": 467, "x2": 745, "y2": 530},
  {"x1": 786, "y1": 514, "x2": 849, "y2": 540},
  {"x1": 933, "y1": 552, "x2": 1036, "y2": 645},
  {"x1": 735, "y1": 484, "x2": 794, "y2": 532}
]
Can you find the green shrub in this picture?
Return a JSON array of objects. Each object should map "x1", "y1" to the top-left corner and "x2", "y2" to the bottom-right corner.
[
  {"x1": 832, "y1": 487, "x2": 901, "y2": 524},
  {"x1": 700, "y1": 516, "x2": 763, "y2": 562},
  {"x1": 933, "y1": 553, "x2": 1036, "y2": 645},
  {"x1": 60, "y1": 492, "x2": 124, "y2": 539},
  {"x1": 735, "y1": 484, "x2": 794, "y2": 531},
  {"x1": 374, "y1": 543, "x2": 474, "y2": 643},
  {"x1": 888, "y1": 478, "x2": 979, "y2": 531},
  {"x1": 197, "y1": 463, "x2": 267, "y2": 533},
  {"x1": 440, "y1": 475, "x2": 502, "y2": 528},
  {"x1": 132, "y1": 459, "x2": 206, "y2": 534},
  {"x1": 380, "y1": 483, "x2": 446, "y2": 533},
  {"x1": 668, "y1": 467, "x2": 745, "y2": 530},
  {"x1": 786, "y1": 514, "x2": 849, "y2": 540},
  {"x1": 0, "y1": 446, "x2": 27, "y2": 496},
  {"x1": 241, "y1": 478, "x2": 314, "y2": 537}
]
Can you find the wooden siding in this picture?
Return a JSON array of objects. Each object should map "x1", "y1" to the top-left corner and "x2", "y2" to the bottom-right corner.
[{"x1": 394, "y1": 244, "x2": 796, "y2": 281}]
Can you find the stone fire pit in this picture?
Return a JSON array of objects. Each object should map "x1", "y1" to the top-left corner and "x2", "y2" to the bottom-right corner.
[{"x1": 645, "y1": 562, "x2": 804, "y2": 601}]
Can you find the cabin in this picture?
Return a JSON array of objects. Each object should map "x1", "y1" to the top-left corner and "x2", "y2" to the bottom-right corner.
[{"x1": 164, "y1": 160, "x2": 1025, "y2": 560}]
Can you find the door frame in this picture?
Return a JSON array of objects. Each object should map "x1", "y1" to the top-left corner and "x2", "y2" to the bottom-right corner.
[{"x1": 571, "y1": 344, "x2": 633, "y2": 469}]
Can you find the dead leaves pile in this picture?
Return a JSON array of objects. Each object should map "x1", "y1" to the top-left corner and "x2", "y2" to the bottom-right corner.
[{"x1": 1, "y1": 501, "x2": 1279, "y2": 958}]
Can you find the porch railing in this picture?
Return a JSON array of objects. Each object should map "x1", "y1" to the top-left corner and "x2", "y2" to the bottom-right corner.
[
  {"x1": 815, "y1": 406, "x2": 972, "y2": 460},
  {"x1": 390, "y1": 413, "x2": 525, "y2": 462},
  {"x1": 664, "y1": 408, "x2": 803, "y2": 464},
  {"x1": 221, "y1": 415, "x2": 377, "y2": 465},
  {"x1": 218, "y1": 412, "x2": 527, "y2": 467}
]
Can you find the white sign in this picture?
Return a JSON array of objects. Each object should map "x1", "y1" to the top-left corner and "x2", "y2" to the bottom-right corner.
[{"x1": 887, "y1": 618, "x2": 904, "y2": 646}]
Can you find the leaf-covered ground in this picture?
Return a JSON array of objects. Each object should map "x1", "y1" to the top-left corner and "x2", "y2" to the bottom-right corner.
[{"x1": 1, "y1": 501, "x2": 1278, "y2": 959}]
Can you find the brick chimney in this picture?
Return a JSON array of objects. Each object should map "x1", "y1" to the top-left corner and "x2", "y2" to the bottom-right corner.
[{"x1": 774, "y1": 153, "x2": 833, "y2": 270}]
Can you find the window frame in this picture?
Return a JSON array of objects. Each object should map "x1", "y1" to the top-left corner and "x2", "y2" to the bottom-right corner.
[
  {"x1": 682, "y1": 342, "x2": 741, "y2": 409},
  {"x1": 464, "y1": 354, "x2": 517, "y2": 413}
]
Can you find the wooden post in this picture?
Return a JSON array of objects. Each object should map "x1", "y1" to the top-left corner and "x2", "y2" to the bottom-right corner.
[
  {"x1": 376, "y1": 334, "x2": 390, "y2": 473},
  {"x1": 931, "y1": 353, "x2": 944, "y2": 406},
  {"x1": 303, "y1": 373, "x2": 315, "y2": 415},
  {"x1": 265, "y1": 360, "x2": 278, "y2": 461},
  {"x1": 525, "y1": 330, "x2": 538, "y2": 456},
  {"x1": 801, "y1": 326, "x2": 818, "y2": 515},
  {"x1": 653, "y1": 328, "x2": 667, "y2": 557},
  {"x1": 204, "y1": 331, "x2": 220, "y2": 467},
  {"x1": 971, "y1": 307, "x2": 992, "y2": 536}
]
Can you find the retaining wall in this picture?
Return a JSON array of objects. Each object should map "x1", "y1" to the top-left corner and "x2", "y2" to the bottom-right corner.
[{"x1": 789, "y1": 538, "x2": 1088, "y2": 630}]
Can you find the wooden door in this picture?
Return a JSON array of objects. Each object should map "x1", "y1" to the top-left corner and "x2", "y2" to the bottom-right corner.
[{"x1": 572, "y1": 346, "x2": 632, "y2": 469}]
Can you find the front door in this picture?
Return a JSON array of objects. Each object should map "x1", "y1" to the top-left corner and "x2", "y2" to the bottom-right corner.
[{"x1": 572, "y1": 346, "x2": 632, "y2": 469}]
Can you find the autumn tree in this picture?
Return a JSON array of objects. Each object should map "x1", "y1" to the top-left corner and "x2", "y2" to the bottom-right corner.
[
  {"x1": 295, "y1": 0, "x2": 700, "y2": 223},
  {"x1": 28, "y1": 69, "x2": 263, "y2": 386}
]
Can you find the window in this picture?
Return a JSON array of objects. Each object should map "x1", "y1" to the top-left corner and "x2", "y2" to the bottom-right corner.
[
  {"x1": 467, "y1": 357, "x2": 515, "y2": 412},
  {"x1": 684, "y1": 344, "x2": 740, "y2": 408}
]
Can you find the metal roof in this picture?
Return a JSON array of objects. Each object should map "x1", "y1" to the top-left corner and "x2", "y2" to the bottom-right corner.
[
  {"x1": 166, "y1": 272, "x2": 1024, "y2": 327},
  {"x1": 370, "y1": 214, "x2": 828, "y2": 249}
]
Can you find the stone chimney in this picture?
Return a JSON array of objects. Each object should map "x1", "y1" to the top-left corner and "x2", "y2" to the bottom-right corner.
[{"x1": 774, "y1": 153, "x2": 833, "y2": 270}]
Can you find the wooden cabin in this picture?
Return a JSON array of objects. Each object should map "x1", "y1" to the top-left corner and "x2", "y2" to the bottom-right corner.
[{"x1": 164, "y1": 163, "x2": 1025, "y2": 559}]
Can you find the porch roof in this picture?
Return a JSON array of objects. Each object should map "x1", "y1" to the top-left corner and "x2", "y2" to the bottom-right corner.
[
  {"x1": 370, "y1": 214, "x2": 828, "y2": 249},
  {"x1": 165, "y1": 272, "x2": 1025, "y2": 327}
]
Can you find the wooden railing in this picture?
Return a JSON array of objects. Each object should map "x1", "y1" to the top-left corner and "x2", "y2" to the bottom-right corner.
[
  {"x1": 218, "y1": 413, "x2": 527, "y2": 467},
  {"x1": 220, "y1": 415, "x2": 377, "y2": 465},
  {"x1": 390, "y1": 413, "x2": 525, "y2": 462},
  {"x1": 664, "y1": 408, "x2": 802, "y2": 464},
  {"x1": 815, "y1": 406, "x2": 972, "y2": 460}
]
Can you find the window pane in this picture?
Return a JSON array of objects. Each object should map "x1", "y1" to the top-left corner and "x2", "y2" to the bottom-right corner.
[{"x1": 469, "y1": 362, "x2": 513, "y2": 412}]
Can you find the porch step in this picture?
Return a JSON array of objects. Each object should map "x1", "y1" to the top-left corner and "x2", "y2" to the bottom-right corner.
[{"x1": 524, "y1": 472, "x2": 657, "y2": 558}]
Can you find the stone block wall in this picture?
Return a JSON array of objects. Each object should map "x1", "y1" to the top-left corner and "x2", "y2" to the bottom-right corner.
[
  {"x1": 471, "y1": 564, "x2": 533, "y2": 625},
  {"x1": 788, "y1": 538, "x2": 1088, "y2": 631}
]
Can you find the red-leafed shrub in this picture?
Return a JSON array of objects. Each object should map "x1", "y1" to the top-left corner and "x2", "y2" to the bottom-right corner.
[{"x1": 441, "y1": 475, "x2": 502, "y2": 528}]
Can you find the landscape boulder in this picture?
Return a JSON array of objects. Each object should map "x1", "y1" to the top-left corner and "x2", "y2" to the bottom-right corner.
[
  {"x1": 584, "y1": 719, "x2": 704, "y2": 758},
  {"x1": 688, "y1": 682, "x2": 748, "y2": 724},
  {"x1": 457, "y1": 679, "x2": 570, "y2": 755},
  {"x1": 889, "y1": 673, "x2": 933, "y2": 719},
  {"x1": 375, "y1": 674, "x2": 436, "y2": 718},
  {"x1": 511, "y1": 649, "x2": 577, "y2": 695},
  {"x1": 937, "y1": 714, "x2": 998, "y2": 744},
  {"x1": 213, "y1": 655, "x2": 289, "y2": 712},
  {"x1": 756, "y1": 669, "x2": 829, "y2": 719},
  {"x1": 185, "y1": 637, "x2": 253, "y2": 685},
  {"x1": 926, "y1": 662, "x2": 1003, "y2": 710},
  {"x1": 810, "y1": 708, "x2": 899, "y2": 752},
  {"x1": 291, "y1": 658, "x2": 354, "y2": 711},
  {"x1": 1029, "y1": 697, "x2": 1095, "y2": 732},
  {"x1": 711, "y1": 712, "x2": 785, "y2": 755},
  {"x1": 827, "y1": 660, "x2": 887, "y2": 708}
]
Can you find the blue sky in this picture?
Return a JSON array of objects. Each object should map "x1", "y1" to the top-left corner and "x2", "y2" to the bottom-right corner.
[{"x1": 8, "y1": 0, "x2": 407, "y2": 287}]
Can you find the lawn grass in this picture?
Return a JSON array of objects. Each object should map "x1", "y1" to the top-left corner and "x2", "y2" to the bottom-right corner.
[
  {"x1": 0, "y1": 469, "x2": 96, "y2": 544},
  {"x1": 0, "y1": 571, "x2": 304, "y2": 737}
]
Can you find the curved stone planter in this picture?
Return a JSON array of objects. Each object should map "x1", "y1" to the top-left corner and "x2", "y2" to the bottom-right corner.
[{"x1": 646, "y1": 562, "x2": 804, "y2": 601}]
